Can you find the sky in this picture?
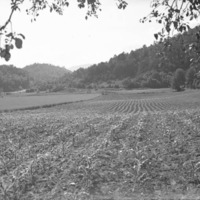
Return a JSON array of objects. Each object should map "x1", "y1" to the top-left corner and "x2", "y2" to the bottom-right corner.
[{"x1": 0, "y1": 0, "x2": 161, "y2": 70}]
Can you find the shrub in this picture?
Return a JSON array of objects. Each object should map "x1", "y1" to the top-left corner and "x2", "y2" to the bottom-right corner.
[
  {"x1": 26, "y1": 88, "x2": 36, "y2": 93},
  {"x1": 123, "y1": 78, "x2": 140, "y2": 89},
  {"x1": 171, "y1": 68, "x2": 185, "y2": 91},
  {"x1": 186, "y1": 67, "x2": 196, "y2": 89},
  {"x1": 51, "y1": 84, "x2": 65, "y2": 92}
]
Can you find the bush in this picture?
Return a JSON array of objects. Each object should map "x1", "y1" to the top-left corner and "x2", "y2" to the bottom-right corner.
[
  {"x1": 51, "y1": 84, "x2": 65, "y2": 92},
  {"x1": 186, "y1": 67, "x2": 196, "y2": 88},
  {"x1": 146, "y1": 78, "x2": 161, "y2": 88},
  {"x1": 114, "y1": 84, "x2": 120, "y2": 89},
  {"x1": 171, "y1": 68, "x2": 185, "y2": 91},
  {"x1": 26, "y1": 88, "x2": 36, "y2": 93},
  {"x1": 193, "y1": 79, "x2": 200, "y2": 89},
  {"x1": 123, "y1": 78, "x2": 139, "y2": 89}
]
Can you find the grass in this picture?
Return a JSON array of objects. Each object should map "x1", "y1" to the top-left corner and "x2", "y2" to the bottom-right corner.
[
  {"x1": 0, "y1": 93, "x2": 100, "y2": 111},
  {"x1": 1, "y1": 89, "x2": 200, "y2": 200}
]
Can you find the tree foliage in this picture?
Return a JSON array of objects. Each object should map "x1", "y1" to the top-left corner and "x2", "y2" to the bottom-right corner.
[
  {"x1": 24, "y1": 63, "x2": 70, "y2": 84},
  {"x1": 186, "y1": 66, "x2": 196, "y2": 88},
  {"x1": 62, "y1": 25, "x2": 200, "y2": 89},
  {"x1": 142, "y1": 0, "x2": 200, "y2": 65},
  {"x1": 0, "y1": 65, "x2": 30, "y2": 92},
  {"x1": 171, "y1": 68, "x2": 185, "y2": 91},
  {"x1": 3, "y1": 25, "x2": 200, "y2": 91},
  {"x1": 143, "y1": 0, "x2": 200, "y2": 37}
]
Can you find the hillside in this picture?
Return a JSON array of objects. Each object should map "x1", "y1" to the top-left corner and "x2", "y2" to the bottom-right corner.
[
  {"x1": 69, "y1": 64, "x2": 92, "y2": 72},
  {"x1": 2, "y1": 26, "x2": 200, "y2": 92},
  {"x1": 64, "y1": 26, "x2": 200, "y2": 89},
  {"x1": 0, "y1": 65, "x2": 30, "y2": 92},
  {"x1": 24, "y1": 63, "x2": 71, "y2": 84}
]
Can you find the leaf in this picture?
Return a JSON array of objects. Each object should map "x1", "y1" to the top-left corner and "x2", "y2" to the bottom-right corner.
[
  {"x1": 6, "y1": 32, "x2": 13, "y2": 38},
  {"x1": 189, "y1": 43, "x2": 195, "y2": 50},
  {"x1": 18, "y1": 33, "x2": 25, "y2": 40},
  {"x1": 15, "y1": 38, "x2": 23, "y2": 49},
  {"x1": 196, "y1": 33, "x2": 200, "y2": 40},
  {"x1": 5, "y1": 51, "x2": 11, "y2": 61},
  {"x1": 5, "y1": 44, "x2": 14, "y2": 51},
  {"x1": 173, "y1": 21, "x2": 178, "y2": 29},
  {"x1": 0, "y1": 50, "x2": 6, "y2": 58},
  {"x1": 10, "y1": 44, "x2": 14, "y2": 49},
  {"x1": 154, "y1": 33, "x2": 158, "y2": 40}
]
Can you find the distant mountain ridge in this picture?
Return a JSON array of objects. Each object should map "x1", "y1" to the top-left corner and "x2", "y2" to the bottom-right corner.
[
  {"x1": 24, "y1": 63, "x2": 70, "y2": 84},
  {"x1": 69, "y1": 64, "x2": 92, "y2": 72}
]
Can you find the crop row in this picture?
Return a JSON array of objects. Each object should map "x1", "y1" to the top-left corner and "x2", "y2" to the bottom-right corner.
[
  {"x1": 1, "y1": 103, "x2": 200, "y2": 199},
  {"x1": 99, "y1": 99, "x2": 172, "y2": 114},
  {"x1": 1, "y1": 91, "x2": 200, "y2": 199}
]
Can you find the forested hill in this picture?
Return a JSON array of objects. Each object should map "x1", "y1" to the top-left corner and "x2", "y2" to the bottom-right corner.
[
  {"x1": 24, "y1": 63, "x2": 71, "y2": 84},
  {"x1": 0, "y1": 65, "x2": 30, "y2": 92},
  {"x1": 69, "y1": 26, "x2": 200, "y2": 89},
  {"x1": 1, "y1": 26, "x2": 200, "y2": 92}
]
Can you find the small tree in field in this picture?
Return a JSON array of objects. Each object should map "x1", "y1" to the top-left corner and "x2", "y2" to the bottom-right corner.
[
  {"x1": 171, "y1": 68, "x2": 185, "y2": 91},
  {"x1": 0, "y1": 87, "x2": 3, "y2": 97},
  {"x1": 186, "y1": 67, "x2": 196, "y2": 89}
]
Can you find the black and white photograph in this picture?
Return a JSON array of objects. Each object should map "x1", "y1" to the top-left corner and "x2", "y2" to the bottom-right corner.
[{"x1": 1, "y1": 0, "x2": 200, "y2": 199}]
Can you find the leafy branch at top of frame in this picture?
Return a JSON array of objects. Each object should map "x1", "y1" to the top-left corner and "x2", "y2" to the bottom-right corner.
[
  {"x1": 141, "y1": 0, "x2": 200, "y2": 39},
  {"x1": 140, "y1": 0, "x2": 200, "y2": 66},
  {"x1": 0, "y1": 0, "x2": 128, "y2": 62}
]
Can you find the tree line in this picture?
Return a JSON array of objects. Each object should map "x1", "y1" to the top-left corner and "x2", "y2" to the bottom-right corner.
[
  {"x1": 64, "y1": 25, "x2": 200, "y2": 90},
  {"x1": 2, "y1": 26, "x2": 200, "y2": 93},
  {"x1": 0, "y1": 65, "x2": 30, "y2": 93}
]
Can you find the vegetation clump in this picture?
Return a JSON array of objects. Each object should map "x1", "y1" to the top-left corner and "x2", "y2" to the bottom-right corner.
[{"x1": 171, "y1": 68, "x2": 186, "y2": 91}]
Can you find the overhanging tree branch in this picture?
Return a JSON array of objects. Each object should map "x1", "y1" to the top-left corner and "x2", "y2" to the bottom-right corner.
[
  {"x1": 0, "y1": 0, "x2": 128, "y2": 61},
  {"x1": 0, "y1": 0, "x2": 18, "y2": 32}
]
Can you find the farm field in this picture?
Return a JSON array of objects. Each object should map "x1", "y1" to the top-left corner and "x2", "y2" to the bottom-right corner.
[
  {"x1": 0, "y1": 93, "x2": 100, "y2": 111},
  {"x1": 1, "y1": 89, "x2": 200, "y2": 200}
]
